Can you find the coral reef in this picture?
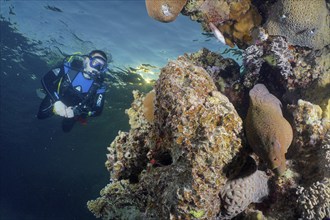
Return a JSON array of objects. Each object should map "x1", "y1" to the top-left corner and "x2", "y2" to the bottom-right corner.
[
  {"x1": 242, "y1": 36, "x2": 329, "y2": 96},
  {"x1": 89, "y1": 56, "x2": 244, "y2": 219},
  {"x1": 90, "y1": 47, "x2": 330, "y2": 219},
  {"x1": 219, "y1": 170, "x2": 269, "y2": 219},
  {"x1": 300, "y1": 46, "x2": 330, "y2": 117},
  {"x1": 182, "y1": 0, "x2": 262, "y2": 48},
  {"x1": 242, "y1": 36, "x2": 294, "y2": 89},
  {"x1": 184, "y1": 48, "x2": 248, "y2": 116},
  {"x1": 145, "y1": 0, "x2": 187, "y2": 22},
  {"x1": 288, "y1": 100, "x2": 330, "y2": 183},
  {"x1": 87, "y1": 180, "x2": 145, "y2": 219},
  {"x1": 90, "y1": 0, "x2": 330, "y2": 215},
  {"x1": 264, "y1": 0, "x2": 330, "y2": 50},
  {"x1": 296, "y1": 179, "x2": 330, "y2": 220},
  {"x1": 106, "y1": 91, "x2": 152, "y2": 182},
  {"x1": 245, "y1": 84, "x2": 293, "y2": 175},
  {"x1": 147, "y1": 56, "x2": 244, "y2": 218}
]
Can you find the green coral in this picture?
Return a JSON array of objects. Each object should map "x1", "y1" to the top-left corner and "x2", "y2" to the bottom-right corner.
[{"x1": 189, "y1": 209, "x2": 205, "y2": 218}]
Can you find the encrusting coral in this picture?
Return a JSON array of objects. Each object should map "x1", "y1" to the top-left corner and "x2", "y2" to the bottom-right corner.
[
  {"x1": 219, "y1": 170, "x2": 270, "y2": 219},
  {"x1": 183, "y1": 48, "x2": 248, "y2": 116},
  {"x1": 288, "y1": 100, "x2": 330, "y2": 183},
  {"x1": 245, "y1": 84, "x2": 293, "y2": 175},
  {"x1": 287, "y1": 99, "x2": 330, "y2": 219},
  {"x1": 143, "y1": 90, "x2": 155, "y2": 123},
  {"x1": 242, "y1": 36, "x2": 329, "y2": 97},
  {"x1": 145, "y1": 0, "x2": 188, "y2": 22},
  {"x1": 296, "y1": 179, "x2": 330, "y2": 220},
  {"x1": 264, "y1": 0, "x2": 330, "y2": 50},
  {"x1": 88, "y1": 55, "x2": 245, "y2": 219},
  {"x1": 89, "y1": 47, "x2": 330, "y2": 219},
  {"x1": 242, "y1": 36, "x2": 295, "y2": 89},
  {"x1": 182, "y1": 0, "x2": 262, "y2": 48},
  {"x1": 90, "y1": 0, "x2": 330, "y2": 214}
]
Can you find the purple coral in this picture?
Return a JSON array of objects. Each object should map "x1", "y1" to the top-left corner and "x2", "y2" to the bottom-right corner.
[
  {"x1": 242, "y1": 45, "x2": 264, "y2": 88},
  {"x1": 219, "y1": 170, "x2": 269, "y2": 219},
  {"x1": 270, "y1": 36, "x2": 294, "y2": 79},
  {"x1": 296, "y1": 179, "x2": 330, "y2": 219}
]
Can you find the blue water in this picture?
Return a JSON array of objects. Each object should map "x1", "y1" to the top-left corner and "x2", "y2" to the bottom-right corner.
[{"x1": 0, "y1": 1, "x2": 230, "y2": 219}]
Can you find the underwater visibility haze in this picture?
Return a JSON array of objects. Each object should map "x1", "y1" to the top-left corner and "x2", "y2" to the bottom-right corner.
[
  {"x1": 1, "y1": 0, "x2": 330, "y2": 220},
  {"x1": 0, "y1": 1, "x2": 226, "y2": 219}
]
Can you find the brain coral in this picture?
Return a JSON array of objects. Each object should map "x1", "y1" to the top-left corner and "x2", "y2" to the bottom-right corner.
[
  {"x1": 264, "y1": 0, "x2": 330, "y2": 50},
  {"x1": 296, "y1": 179, "x2": 330, "y2": 219},
  {"x1": 219, "y1": 170, "x2": 269, "y2": 219}
]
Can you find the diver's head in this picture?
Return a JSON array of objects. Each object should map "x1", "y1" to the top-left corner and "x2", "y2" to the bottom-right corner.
[{"x1": 83, "y1": 50, "x2": 108, "y2": 78}]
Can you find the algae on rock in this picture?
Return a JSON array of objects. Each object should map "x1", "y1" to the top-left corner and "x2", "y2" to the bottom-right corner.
[{"x1": 88, "y1": 55, "x2": 244, "y2": 219}]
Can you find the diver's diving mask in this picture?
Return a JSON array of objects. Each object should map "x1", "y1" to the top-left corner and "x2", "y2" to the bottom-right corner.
[{"x1": 88, "y1": 56, "x2": 107, "y2": 73}]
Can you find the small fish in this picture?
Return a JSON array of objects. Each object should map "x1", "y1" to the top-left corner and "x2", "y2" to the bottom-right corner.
[
  {"x1": 44, "y1": 5, "x2": 63, "y2": 12},
  {"x1": 296, "y1": 29, "x2": 308, "y2": 35},
  {"x1": 209, "y1": 22, "x2": 226, "y2": 45}
]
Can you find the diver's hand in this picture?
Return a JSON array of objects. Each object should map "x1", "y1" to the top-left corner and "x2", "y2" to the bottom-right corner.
[
  {"x1": 53, "y1": 101, "x2": 67, "y2": 117},
  {"x1": 53, "y1": 101, "x2": 74, "y2": 118},
  {"x1": 65, "y1": 107, "x2": 74, "y2": 118}
]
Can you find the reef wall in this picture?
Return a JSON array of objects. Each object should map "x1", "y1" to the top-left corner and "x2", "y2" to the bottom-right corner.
[{"x1": 88, "y1": 0, "x2": 329, "y2": 219}]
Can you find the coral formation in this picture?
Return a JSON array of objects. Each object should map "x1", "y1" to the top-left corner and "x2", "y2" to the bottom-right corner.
[
  {"x1": 242, "y1": 36, "x2": 329, "y2": 94},
  {"x1": 143, "y1": 90, "x2": 155, "y2": 123},
  {"x1": 296, "y1": 179, "x2": 330, "y2": 220},
  {"x1": 90, "y1": 46, "x2": 330, "y2": 219},
  {"x1": 91, "y1": 0, "x2": 330, "y2": 214},
  {"x1": 145, "y1": 0, "x2": 187, "y2": 22},
  {"x1": 219, "y1": 170, "x2": 269, "y2": 219},
  {"x1": 106, "y1": 91, "x2": 152, "y2": 182},
  {"x1": 269, "y1": 37, "x2": 294, "y2": 79},
  {"x1": 300, "y1": 46, "x2": 330, "y2": 117},
  {"x1": 288, "y1": 99, "x2": 330, "y2": 183},
  {"x1": 242, "y1": 36, "x2": 294, "y2": 89},
  {"x1": 264, "y1": 0, "x2": 330, "y2": 50},
  {"x1": 184, "y1": 48, "x2": 247, "y2": 115},
  {"x1": 89, "y1": 56, "x2": 244, "y2": 219},
  {"x1": 87, "y1": 180, "x2": 145, "y2": 219},
  {"x1": 182, "y1": 0, "x2": 262, "y2": 48},
  {"x1": 245, "y1": 84, "x2": 293, "y2": 175}
]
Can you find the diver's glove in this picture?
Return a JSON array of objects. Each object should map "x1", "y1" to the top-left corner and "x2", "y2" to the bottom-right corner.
[
  {"x1": 65, "y1": 106, "x2": 75, "y2": 118},
  {"x1": 53, "y1": 101, "x2": 74, "y2": 118}
]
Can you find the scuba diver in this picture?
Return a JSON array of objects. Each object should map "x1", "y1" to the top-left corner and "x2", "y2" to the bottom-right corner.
[{"x1": 37, "y1": 50, "x2": 108, "y2": 132}]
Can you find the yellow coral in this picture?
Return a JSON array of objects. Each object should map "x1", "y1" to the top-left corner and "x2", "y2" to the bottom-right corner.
[
  {"x1": 218, "y1": 2, "x2": 261, "y2": 47},
  {"x1": 143, "y1": 90, "x2": 155, "y2": 123}
]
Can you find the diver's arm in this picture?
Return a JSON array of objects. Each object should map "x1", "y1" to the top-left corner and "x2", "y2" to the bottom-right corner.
[{"x1": 41, "y1": 66, "x2": 64, "y2": 101}]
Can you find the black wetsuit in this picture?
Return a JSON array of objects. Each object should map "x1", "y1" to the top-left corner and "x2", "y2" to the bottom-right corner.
[{"x1": 37, "y1": 60, "x2": 106, "y2": 132}]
